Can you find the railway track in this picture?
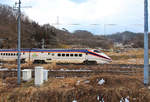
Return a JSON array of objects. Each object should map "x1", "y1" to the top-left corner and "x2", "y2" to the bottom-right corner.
[
  {"x1": 0, "y1": 66, "x2": 143, "y2": 78},
  {"x1": 48, "y1": 69, "x2": 142, "y2": 77},
  {"x1": 49, "y1": 64, "x2": 145, "y2": 68}
]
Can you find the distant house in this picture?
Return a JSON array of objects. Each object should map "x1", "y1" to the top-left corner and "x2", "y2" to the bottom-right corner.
[{"x1": 114, "y1": 42, "x2": 124, "y2": 48}]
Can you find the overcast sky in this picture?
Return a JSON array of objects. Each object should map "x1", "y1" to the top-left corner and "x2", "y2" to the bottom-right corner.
[{"x1": 0, "y1": 0, "x2": 147, "y2": 34}]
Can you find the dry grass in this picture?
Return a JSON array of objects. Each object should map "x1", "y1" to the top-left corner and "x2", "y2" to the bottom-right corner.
[
  {"x1": 2, "y1": 64, "x2": 17, "y2": 69},
  {"x1": 0, "y1": 74, "x2": 149, "y2": 102},
  {"x1": 41, "y1": 62, "x2": 57, "y2": 70},
  {"x1": 106, "y1": 49, "x2": 147, "y2": 64}
]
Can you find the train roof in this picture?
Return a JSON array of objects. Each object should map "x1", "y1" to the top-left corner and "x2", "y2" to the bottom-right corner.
[{"x1": 0, "y1": 49, "x2": 93, "y2": 52}]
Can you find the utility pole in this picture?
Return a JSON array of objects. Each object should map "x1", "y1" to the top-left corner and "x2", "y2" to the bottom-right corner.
[
  {"x1": 15, "y1": 0, "x2": 21, "y2": 85},
  {"x1": 14, "y1": 0, "x2": 31, "y2": 85},
  {"x1": 144, "y1": 0, "x2": 149, "y2": 85}
]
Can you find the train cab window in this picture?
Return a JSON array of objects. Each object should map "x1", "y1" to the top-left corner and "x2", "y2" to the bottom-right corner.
[
  {"x1": 58, "y1": 53, "x2": 61, "y2": 56},
  {"x1": 94, "y1": 50, "x2": 101, "y2": 53},
  {"x1": 79, "y1": 54, "x2": 82, "y2": 57},
  {"x1": 75, "y1": 54, "x2": 78, "y2": 57},
  {"x1": 66, "y1": 54, "x2": 69, "y2": 57},
  {"x1": 62, "y1": 54, "x2": 65, "y2": 57},
  {"x1": 70, "y1": 54, "x2": 73, "y2": 57}
]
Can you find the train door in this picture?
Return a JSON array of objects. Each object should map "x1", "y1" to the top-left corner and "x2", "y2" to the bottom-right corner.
[
  {"x1": 84, "y1": 50, "x2": 98, "y2": 64},
  {"x1": 40, "y1": 52, "x2": 47, "y2": 60},
  {"x1": 46, "y1": 53, "x2": 55, "y2": 63},
  {"x1": 85, "y1": 52, "x2": 89, "y2": 60}
]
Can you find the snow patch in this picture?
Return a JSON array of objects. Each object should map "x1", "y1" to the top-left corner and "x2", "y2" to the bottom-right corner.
[
  {"x1": 72, "y1": 100, "x2": 77, "y2": 102},
  {"x1": 98, "y1": 78, "x2": 105, "y2": 85},
  {"x1": 84, "y1": 80, "x2": 90, "y2": 84},
  {"x1": 76, "y1": 80, "x2": 80, "y2": 85}
]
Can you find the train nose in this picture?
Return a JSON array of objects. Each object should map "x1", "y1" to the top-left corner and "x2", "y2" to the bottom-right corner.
[
  {"x1": 101, "y1": 53, "x2": 112, "y2": 62},
  {"x1": 108, "y1": 57, "x2": 112, "y2": 62},
  {"x1": 106, "y1": 56, "x2": 112, "y2": 62}
]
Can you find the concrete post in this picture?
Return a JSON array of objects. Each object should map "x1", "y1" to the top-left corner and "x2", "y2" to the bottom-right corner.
[
  {"x1": 22, "y1": 69, "x2": 32, "y2": 81},
  {"x1": 35, "y1": 66, "x2": 44, "y2": 86}
]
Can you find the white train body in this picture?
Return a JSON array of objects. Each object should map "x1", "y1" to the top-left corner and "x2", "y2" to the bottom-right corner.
[{"x1": 0, "y1": 49, "x2": 112, "y2": 64}]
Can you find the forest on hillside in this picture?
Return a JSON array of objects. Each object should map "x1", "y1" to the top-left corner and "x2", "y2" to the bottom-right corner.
[{"x1": 0, "y1": 4, "x2": 148, "y2": 49}]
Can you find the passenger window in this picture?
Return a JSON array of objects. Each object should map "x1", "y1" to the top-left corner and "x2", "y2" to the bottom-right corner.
[
  {"x1": 62, "y1": 54, "x2": 65, "y2": 57},
  {"x1": 66, "y1": 54, "x2": 69, "y2": 57},
  {"x1": 58, "y1": 53, "x2": 61, "y2": 56},
  {"x1": 70, "y1": 54, "x2": 73, "y2": 57},
  {"x1": 79, "y1": 54, "x2": 82, "y2": 57},
  {"x1": 48, "y1": 53, "x2": 51, "y2": 55},
  {"x1": 52, "y1": 53, "x2": 55, "y2": 56},
  {"x1": 75, "y1": 54, "x2": 78, "y2": 57}
]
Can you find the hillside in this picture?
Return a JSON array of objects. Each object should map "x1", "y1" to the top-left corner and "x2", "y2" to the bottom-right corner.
[
  {"x1": 0, "y1": 4, "x2": 114, "y2": 49},
  {"x1": 0, "y1": 4, "x2": 147, "y2": 49},
  {"x1": 106, "y1": 31, "x2": 146, "y2": 48}
]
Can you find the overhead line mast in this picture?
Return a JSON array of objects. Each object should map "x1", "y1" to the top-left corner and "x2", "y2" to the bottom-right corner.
[
  {"x1": 17, "y1": 0, "x2": 21, "y2": 85},
  {"x1": 144, "y1": 0, "x2": 149, "y2": 85}
]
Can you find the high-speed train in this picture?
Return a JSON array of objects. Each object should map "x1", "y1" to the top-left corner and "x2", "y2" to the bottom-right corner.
[{"x1": 0, "y1": 49, "x2": 112, "y2": 64}]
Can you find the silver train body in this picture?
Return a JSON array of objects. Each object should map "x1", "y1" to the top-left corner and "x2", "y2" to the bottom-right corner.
[{"x1": 0, "y1": 49, "x2": 112, "y2": 64}]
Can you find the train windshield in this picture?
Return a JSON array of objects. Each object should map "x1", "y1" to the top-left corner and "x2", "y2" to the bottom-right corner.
[{"x1": 93, "y1": 50, "x2": 101, "y2": 53}]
